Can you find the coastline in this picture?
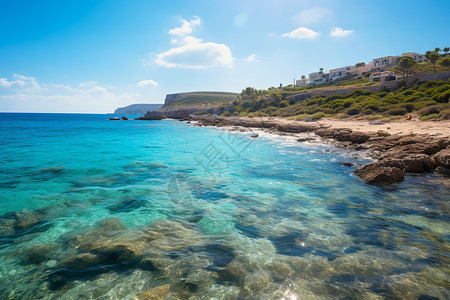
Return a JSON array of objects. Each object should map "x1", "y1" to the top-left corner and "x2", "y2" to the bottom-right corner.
[{"x1": 190, "y1": 115, "x2": 450, "y2": 184}]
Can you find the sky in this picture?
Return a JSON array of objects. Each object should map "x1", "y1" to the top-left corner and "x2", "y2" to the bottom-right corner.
[{"x1": 0, "y1": 0, "x2": 449, "y2": 113}]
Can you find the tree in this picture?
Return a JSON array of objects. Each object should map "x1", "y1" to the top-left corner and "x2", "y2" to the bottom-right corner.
[
  {"x1": 428, "y1": 52, "x2": 441, "y2": 72},
  {"x1": 439, "y1": 57, "x2": 450, "y2": 70},
  {"x1": 301, "y1": 75, "x2": 306, "y2": 80},
  {"x1": 443, "y1": 47, "x2": 449, "y2": 53},
  {"x1": 425, "y1": 50, "x2": 432, "y2": 60},
  {"x1": 397, "y1": 57, "x2": 417, "y2": 81},
  {"x1": 435, "y1": 47, "x2": 441, "y2": 53},
  {"x1": 319, "y1": 68, "x2": 324, "y2": 74},
  {"x1": 355, "y1": 62, "x2": 365, "y2": 67}
]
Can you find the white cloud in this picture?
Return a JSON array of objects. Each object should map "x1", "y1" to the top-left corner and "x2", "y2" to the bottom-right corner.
[
  {"x1": 244, "y1": 54, "x2": 256, "y2": 62},
  {"x1": 169, "y1": 16, "x2": 201, "y2": 37},
  {"x1": 282, "y1": 27, "x2": 318, "y2": 39},
  {"x1": 155, "y1": 40, "x2": 233, "y2": 69},
  {"x1": 294, "y1": 7, "x2": 332, "y2": 24},
  {"x1": 137, "y1": 79, "x2": 158, "y2": 87},
  {"x1": 330, "y1": 27, "x2": 354, "y2": 37},
  {"x1": 0, "y1": 74, "x2": 145, "y2": 113},
  {"x1": 153, "y1": 16, "x2": 234, "y2": 69},
  {"x1": 0, "y1": 74, "x2": 40, "y2": 89}
]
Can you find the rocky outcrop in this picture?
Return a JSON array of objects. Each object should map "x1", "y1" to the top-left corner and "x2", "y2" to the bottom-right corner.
[
  {"x1": 142, "y1": 111, "x2": 167, "y2": 120},
  {"x1": 355, "y1": 163, "x2": 405, "y2": 184},
  {"x1": 432, "y1": 147, "x2": 450, "y2": 168}
]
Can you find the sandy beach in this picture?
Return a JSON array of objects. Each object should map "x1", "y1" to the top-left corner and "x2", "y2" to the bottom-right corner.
[{"x1": 317, "y1": 118, "x2": 450, "y2": 139}]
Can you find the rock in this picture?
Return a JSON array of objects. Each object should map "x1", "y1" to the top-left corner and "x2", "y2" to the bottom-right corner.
[
  {"x1": 355, "y1": 162, "x2": 405, "y2": 184},
  {"x1": 121, "y1": 116, "x2": 129, "y2": 120},
  {"x1": 314, "y1": 128, "x2": 335, "y2": 137},
  {"x1": 14, "y1": 209, "x2": 45, "y2": 229},
  {"x1": 186, "y1": 269, "x2": 217, "y2": 289},
  {"x1": 21, "y1": 243, "x2": 60, "y2": 264},
  {"x1": 143, "y1": 111, "x2": 166, "y2": 120},
  {"x1": 349, "y1": 131, "x2": 370, "y2": 144},
  {"x1": 432, "y1": 148, "x2": 450, "y2": 168},
  {"x1": 434, "y1": 166, "x2": 450, "y2": 175},
  {"x1": 250, "y1": 133, "x2": 259, "y2": 138},
  {"x1": 400, "y1": 154, "x2": 433, "y2": 173},
  {"x1": 108, "y1": 117, "x2": 121, "y2": 120},
  {"x1": 334, "y1": 130, "x2": 352, "y2": 142},
  {"x1": 243, "y1": 271, "x2": 272, "y2": 295},
  {"x1": 369, "y1": 120, "x2": 384, "y2": 125},
  {"x1": 377, "y1": 130, "x2": 390, "y2": 137},
  {"x1": 57, "y1": 252, "x2": 104, "y2": 269},
  {"x1": 339, "y1": 162, "x2": 354, "y2": 167},
  {"x1": 133, "y1": 284, "x2": 171, "y2": 300}
]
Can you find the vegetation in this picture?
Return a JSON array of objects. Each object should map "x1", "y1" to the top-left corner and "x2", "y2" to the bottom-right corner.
[
  {"x1": 397, "y1": 57, "x2": 417, "y2": 81},
  {"x1": 218, "y1": 79, "x2": 450, "y2": 121},
  {"x1": 159, "y1": 91, "x2": 238, "y2": 111}
]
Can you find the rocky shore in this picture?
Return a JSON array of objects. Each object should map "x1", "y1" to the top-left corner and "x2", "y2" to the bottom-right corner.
[{"x1": 191, "y1": 116, "x2": 450, "y2": 184}]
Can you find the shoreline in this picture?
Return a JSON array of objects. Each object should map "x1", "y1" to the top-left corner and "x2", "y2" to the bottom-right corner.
[{"x1": 190, "y1": 116, "x2": 450, "y2": 184}]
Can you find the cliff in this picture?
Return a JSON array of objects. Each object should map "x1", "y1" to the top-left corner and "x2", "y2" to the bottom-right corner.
[
  {"x1": 160, "y1": 91, "x2": 238, "y2": 111},
  {"x1": 114, "y1": 104, "x2": 163, "y2": 115}
]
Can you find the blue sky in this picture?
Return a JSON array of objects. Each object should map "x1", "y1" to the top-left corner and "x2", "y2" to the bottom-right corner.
[{"x1": 0, "y1": 0, "x2": 449, "y2": 113}]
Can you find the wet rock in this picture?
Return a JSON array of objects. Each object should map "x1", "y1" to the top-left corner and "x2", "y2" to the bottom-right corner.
[
  {"x1": 434, "y1": 166, "x2": 450, "y2": 175},
  {"x1": 108, "y1": 117, "x2": 121, "y2": 120},
  {"x1": 14, "y1": 209, "x2": 45, "y2": 229},
  {"x1": 186, "y1": 269, "x2": 217, "y2": 289},
  {"x1": 57, "y1": 252, "x2": 104, "y2": 270},
  {"x1": 121, "y1": 116, "x2": 129, "y2": 120},
  {"x1": 266, "y1": 259, "x2": 295, "y2": 281},
  {"x1": 339, "y1": 162, "x2": 354, "y2": 167},
  {"x1": 21, "y1": 243, "x2": 61, "y2": 264},
  {"x1": 243, "y1": 270, "x2": 272, "y2": 295},
  {"x1": 133, "y1": 284, "x2": 170, "y2": 300},
  {"x1": 355, "y1": 161, "x2": 405, "y2": 184},
  {"x1": 377, "y1": 130, "x2": 390, "y2": 137},
  {"x1": 334, "y1": 130, "x2": 352, "y2": 142},
  {"x1": 188, "y1": 284, "x2": 240, "y2": 300},
  {"x1": 297, "y1": 137, "x2": 316, "y2": 142},
  {"x1": 349, "y1": 131, "x2": 370, "y2": 144},
  {"x1": 250, "y1": 133, "x2": 259, "y2": 138},
  {"x1": 225, "y1": 259, "x2": 248, "y2": 282},
  {"x1": 432, "y1": 148, "x2": 450, "y2": 168}
]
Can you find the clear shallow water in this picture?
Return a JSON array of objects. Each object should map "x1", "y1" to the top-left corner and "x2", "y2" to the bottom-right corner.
[{"x1": 0, "y1": 113, "x2": 449, "y2": 299}]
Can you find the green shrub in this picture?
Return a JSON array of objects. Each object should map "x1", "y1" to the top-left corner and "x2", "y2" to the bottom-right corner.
[
  {"x1": 344, "y1": 108, "x2": 359, "y2": 115},
  {"x1": 400, "y1": 103, "x2": 414, "y2": 112},
  {"x1": 311, "y1": 112, "x2": 326, "y2": 119},
  {"x1": 419, "y1": 113, "x2": 439, "y2": 121},
  {"x1": 418, "y1": 105, "x2": 445, "y2": 116},
  {"x1": 221, "y1": 111, "x2": 231, "y2": 116},
  {"x1": 279, "y1": 100, "x2": 289, "y2": 108},
  {"x1": 193, "y1": 111, "x2": 205, "y2": 115},
  {"x1": 386, "y1": 108, "x2": 408, "y2": 116},
  {"x1": 438, "y1": 109, "x2": 450, "y2": 119},
  {"x1": 367, "y1": 115, "x2": 383, "y2": 120},
  {"x1": 431, "y1": 89, "x2": 450, "y2": 103}
]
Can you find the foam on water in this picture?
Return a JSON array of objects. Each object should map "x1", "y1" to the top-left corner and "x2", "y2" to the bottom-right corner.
[{"x1": 0, "y1": 113, "x2": 449, "y2": 299}]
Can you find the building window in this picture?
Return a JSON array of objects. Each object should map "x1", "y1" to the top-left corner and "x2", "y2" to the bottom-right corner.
[{"x1": 375, "y1": 61, "x2": 379, "y2": 67}]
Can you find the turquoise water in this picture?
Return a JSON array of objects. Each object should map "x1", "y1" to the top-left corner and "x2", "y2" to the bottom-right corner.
[{"x1": 0, "y1": 113, "x2": 449, "y2": 299}]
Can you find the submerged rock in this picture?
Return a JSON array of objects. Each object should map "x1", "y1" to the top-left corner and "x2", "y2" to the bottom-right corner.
[
  {"x1": 21, "y1": 243, "x2": 61, "y2": 264},
  {"x1": 133, "y1": 284, "x2": 170, "y2": 300},
  {"x1": 250, "y1": 133, "x2": 259, "y2": 138}
]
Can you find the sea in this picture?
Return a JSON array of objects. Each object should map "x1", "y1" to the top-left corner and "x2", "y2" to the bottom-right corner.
[{"x1": 0, "y1": 113, "x2": 448, "y2": 299}]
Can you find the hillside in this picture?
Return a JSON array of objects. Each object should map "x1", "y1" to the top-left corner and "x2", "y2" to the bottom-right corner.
[
  {"x1": 216, "y1": 75, "x2": 450, "y2": 121},
  {"x1": 114, "y1": 104, "x2": 163, "y2": 114},
  {"x1": 159, "y1": 91, "x2": 238, "y2": 111}
]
